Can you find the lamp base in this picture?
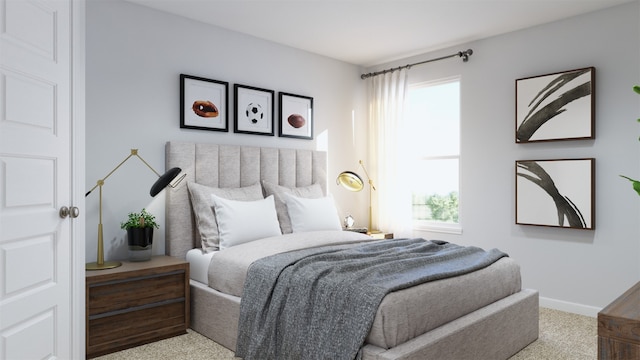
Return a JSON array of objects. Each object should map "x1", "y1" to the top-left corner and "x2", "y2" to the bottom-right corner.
[{"x1": 86, "y1": 261, "x2": 122, "y2": 271}]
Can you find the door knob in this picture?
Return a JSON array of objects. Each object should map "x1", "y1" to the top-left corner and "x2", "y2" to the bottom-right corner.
[
  {"x1": 60, "y1": 206, "x2": 80, "y2": 219},
  {"x1": 59, "y1": 206, "x2": 70, "y2": 218}
]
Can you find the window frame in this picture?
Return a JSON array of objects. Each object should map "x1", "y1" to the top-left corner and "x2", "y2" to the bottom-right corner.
[{"x1": 406, "y1": 76, "x2": 462, "y2": 234}]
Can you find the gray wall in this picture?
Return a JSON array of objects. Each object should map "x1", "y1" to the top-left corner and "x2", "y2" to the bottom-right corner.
[
  {"x1": 366, "y1": 2, "x2": 639, "y2": 315},
  {"x1": 87, "y1": 0, "x2": 640, "y2": 315},
  {"x1": 85, "y1": 0, "x2": 369, "y2": 263}
]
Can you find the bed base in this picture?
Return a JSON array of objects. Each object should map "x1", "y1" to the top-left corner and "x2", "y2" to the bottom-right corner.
[
  {"x1": 166, "y1": 143, "x2": 539, "y2": 359},
  {"x1": 362, "y1": 289, "x2": 539, "y2": 360},
  {"x1": 189, "y1": 280, "x2": 538, "y2": 360}
]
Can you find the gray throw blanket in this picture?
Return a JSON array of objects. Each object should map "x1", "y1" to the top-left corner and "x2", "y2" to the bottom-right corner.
[{"x1": 235, "y1": 238, "x2": 508, "y2": 360}]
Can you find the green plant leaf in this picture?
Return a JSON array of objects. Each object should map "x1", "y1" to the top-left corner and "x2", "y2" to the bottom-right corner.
[
  {"x1": 622, "y1": 86, "x2": 640, "y2": 195},
  {"x1": 620, "y1": 175, "x2": 640, "y2": 196},
  {"x1": 120, "y1": 208, "x2": 159, "y2": 229}
]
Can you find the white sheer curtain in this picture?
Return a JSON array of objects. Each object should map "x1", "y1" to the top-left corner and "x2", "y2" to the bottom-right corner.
[{"x1": 367, "y1": 69, "x2": 413, "y2": 238}]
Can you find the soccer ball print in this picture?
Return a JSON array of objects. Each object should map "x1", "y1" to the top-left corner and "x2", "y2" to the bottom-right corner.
[
  {"x1": 234, "y1": 84, "x2": 274, "y2": 135},
  {"x1": 245, "y1": 103, "x2": 264, "y2": 124}
]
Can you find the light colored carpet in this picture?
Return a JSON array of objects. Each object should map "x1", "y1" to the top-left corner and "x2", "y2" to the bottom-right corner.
[
  {"x1": 510, "y1": 308, "x2": 597, "y2": 360},
  {"x1": 94, "y1": 307, "x2": 596, "y2": 360}
]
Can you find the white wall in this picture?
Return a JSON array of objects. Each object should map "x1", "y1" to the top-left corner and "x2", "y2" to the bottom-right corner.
[
  {"x1": 85, "y1": 0, "x2": 369, "y2": 262},
  {"x1": 366, "y1": 2, "x2": 640, "y2": 315}
]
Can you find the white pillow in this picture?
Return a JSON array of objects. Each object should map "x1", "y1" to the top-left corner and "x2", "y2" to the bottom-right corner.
[
  {"x1": 211, "y1": 194, "x2": 282, "y2": 249},
  {"x1": 283, "y1": 193, "x2": 342, "y2": 232},
  {"x1": 186, "y1": 182, "x2": 264, "y2": 252},
  {"x1": 261, "y1": 181, "x2": 324, "y2": 234}
]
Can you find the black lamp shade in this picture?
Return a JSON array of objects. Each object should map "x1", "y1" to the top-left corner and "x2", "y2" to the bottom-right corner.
[{"x1": 150, "y1": 167, "x2": 182, "y2": 196}]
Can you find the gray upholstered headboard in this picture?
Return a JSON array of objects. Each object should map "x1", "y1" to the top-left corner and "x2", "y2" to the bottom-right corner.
[{"x1": 164, "y1": 142, "x2": 327, "y2": 259}]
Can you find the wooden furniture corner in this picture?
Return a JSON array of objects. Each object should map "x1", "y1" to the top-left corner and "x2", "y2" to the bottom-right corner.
[
  {"x1": 598, "y1": 281, "x2": 640, "y2": 360},
  {"x1": 369, "y1": 232, "x2": 394, "y2": 240},
  {"x1": 86, "y1": 255, "x2": 190, "y2": 358}
]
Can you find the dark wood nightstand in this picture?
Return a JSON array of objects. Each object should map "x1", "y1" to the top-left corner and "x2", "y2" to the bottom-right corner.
[
  {"x1": 85, "y1": 255, "x2": 190, "y2": 358},
  {"x1": 344, "y1": 228, "x2": 394, "y2": 239},
  {"x1": 598, "y1": 281, "x2": 640, "y2": 359}
]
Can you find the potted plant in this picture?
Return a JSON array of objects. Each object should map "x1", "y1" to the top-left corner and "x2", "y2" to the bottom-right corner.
[
  {"x1": 120, "y1": 208, "x2": 159, "y2": 261},
  {"x1": 620, "y1": 85, "x2": 640, "y2": 196}
]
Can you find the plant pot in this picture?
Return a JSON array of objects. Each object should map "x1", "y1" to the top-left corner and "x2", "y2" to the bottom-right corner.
[{"x1": 127, "y1": 227, "x2": 153, "y2": 261}]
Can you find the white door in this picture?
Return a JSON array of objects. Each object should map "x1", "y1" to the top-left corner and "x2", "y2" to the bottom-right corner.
[{"x1": 0, "y1": 0, "x2": 84, "y2": 359}]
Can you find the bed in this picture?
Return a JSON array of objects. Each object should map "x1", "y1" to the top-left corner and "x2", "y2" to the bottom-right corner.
[{"x1": 164, "y1": 141, "x2": 539, "y2": 360}]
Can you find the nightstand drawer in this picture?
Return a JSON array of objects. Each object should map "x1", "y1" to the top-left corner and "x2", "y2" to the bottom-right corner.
[
  {"x1": 88, "y1": 300, "x2": 186, "y2": 352},
  {"x1": 370, "y1": 232, "x2": 394, "y2": 240},
  {"x1": 88, "y1": 270, "x2": 186, "y2": 316}
]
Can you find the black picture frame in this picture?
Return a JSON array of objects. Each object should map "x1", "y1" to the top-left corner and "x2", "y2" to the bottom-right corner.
[
  {"x1": 180, "y1": 74, "x2": 229, "y2": 132},
  {"x1": 234, "y1": 84, "x2": 275, "y2": 136},
  {"x1": 515, "y1": 67, "x2": 595, "y2": 143},
  {"x1": 279, "y1": 92, "x2": 313, "y2": 140},
  {"x1": 516, "y1": 158, "x2": 595, "y2": 230}
]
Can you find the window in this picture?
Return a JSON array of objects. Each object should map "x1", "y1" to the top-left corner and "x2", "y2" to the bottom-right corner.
[{"x1": 405, "y1": 77, "x2": 461, "y2": 233}]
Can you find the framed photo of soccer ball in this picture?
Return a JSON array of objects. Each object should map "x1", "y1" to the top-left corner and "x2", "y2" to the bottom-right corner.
[
  {"x1": 234, "y1": 84, "x2": 275, "y2": 136},
  {"x1": 279, "y1": 92, "x2": 313, "y2": 140}
]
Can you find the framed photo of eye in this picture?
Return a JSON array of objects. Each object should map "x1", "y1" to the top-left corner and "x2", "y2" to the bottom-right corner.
[
  {"x1": 279, "y1": 92, "x2": 313, "y2": 140},
  {"x1": 180, "y1": 74, "x2": 229, "y2": 132}
]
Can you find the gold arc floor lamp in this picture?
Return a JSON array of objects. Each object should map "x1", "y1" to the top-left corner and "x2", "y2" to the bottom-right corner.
[
  {"x1": 85, "y1": 149, "x2": 185, "y2": 270},
  {"x1": 336, "y1": 160, "x2": 379, "y2": 234}
]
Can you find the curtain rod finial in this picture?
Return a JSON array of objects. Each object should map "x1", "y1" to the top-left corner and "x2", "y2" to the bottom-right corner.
[{"x1": 460, "y1": 49, "x2": 473, "y2": 62}]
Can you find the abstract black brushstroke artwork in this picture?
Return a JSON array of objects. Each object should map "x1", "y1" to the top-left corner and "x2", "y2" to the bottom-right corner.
[
  {"x1": 516, "y1": 159, "x2": 595, "y2": 229},
  {"x1": 516, "y1": 67, "x2": 595, "y2": 143}
]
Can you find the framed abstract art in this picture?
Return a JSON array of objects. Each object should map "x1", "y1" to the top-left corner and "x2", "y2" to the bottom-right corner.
[
  {"x1": 516, "y1": 158, "x2": 595, "y2": 229},
  {"x1": 515, "y1": 67, "x2": 595, "y2": 143}
]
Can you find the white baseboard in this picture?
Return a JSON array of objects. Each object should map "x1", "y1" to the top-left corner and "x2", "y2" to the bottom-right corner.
[{"x1": 539, "y1": 296, "x2": 602, "y2": 318}]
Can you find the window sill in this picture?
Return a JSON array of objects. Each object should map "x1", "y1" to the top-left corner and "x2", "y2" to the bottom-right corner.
[{"x1": 413, "y1": 223, "x2": 462, "y2": 235}]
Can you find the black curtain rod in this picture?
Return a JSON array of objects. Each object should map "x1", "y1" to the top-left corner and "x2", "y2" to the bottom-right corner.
[{"x1": 360, "y1": 49, "x2": 473, "y2": 80}]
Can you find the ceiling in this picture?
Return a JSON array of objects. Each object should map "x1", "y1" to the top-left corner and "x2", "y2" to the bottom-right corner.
[{"x1": 124, "y1": 0, "x2": 632, "y2": 66}]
